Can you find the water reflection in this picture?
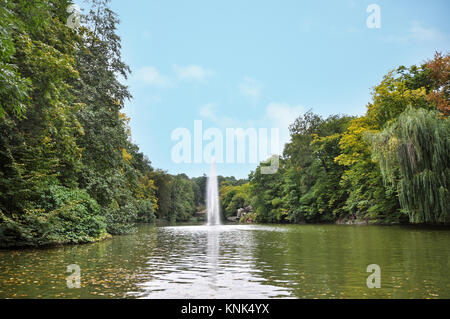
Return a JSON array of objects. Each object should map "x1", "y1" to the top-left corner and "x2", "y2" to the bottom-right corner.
[
  {"x1": 206, "y1": 226, "x2": 218, "y2": 291},
  {"x1": 133, "y1": 225, "x2": 292, "y2": 298},
  {"x1": 0, "y1": 224, "x2": 449, "y2": 298}
]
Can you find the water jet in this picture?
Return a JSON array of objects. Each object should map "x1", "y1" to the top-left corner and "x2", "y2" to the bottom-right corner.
[{"x1": 206, "y1": 159, "x2": 221, "y2": 225}]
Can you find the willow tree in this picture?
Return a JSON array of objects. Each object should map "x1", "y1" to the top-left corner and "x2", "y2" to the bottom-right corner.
[{"x1": 372, "y1": 108, "x2": 449, "y2": 224}]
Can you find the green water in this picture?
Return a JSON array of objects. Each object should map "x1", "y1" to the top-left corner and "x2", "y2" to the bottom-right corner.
[{"x1": 0, "y1": 224, "x2": 449, "y2": 298}]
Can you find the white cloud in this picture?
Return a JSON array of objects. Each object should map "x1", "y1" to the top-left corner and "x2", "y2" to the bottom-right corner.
[
  {"x1": 199, "y1": 103, "x2": 218, "y2": 121},
  {"x1": 174, "y1": 64, "x2": 213, "y2": 81},
  {"x1": 198, "y1": 103, "x2": 243, "y2": 128},
  {"x1": 239, "y1": 76, "x2": 263, "y2": 102},
  {"x1": 409, "y1": 21, "x2": 445, "y2": 42},
  {"x1": 135, "y1": 66, "x2": 173, "y2": 87},
  {"x1": 196, "y1": 101, "x2": 304, "y2": 158},
  {"x1": 385, "y1": 22, "x2": 448, "y2": 44},
  {"x1": 266, "y1": 102, "x2": 303, "y2": 146}
]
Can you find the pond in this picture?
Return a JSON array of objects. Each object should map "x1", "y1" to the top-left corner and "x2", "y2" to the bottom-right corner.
[{"x1": 0, "y1": 224, "x2": 449, "y2": 298}]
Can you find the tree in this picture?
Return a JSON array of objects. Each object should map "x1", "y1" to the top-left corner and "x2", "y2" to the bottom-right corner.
[
  {"x1": 169, "y1": 176, "x2": 196, "y2": 222},
  {"x1": 0, "y1": 0, "x2": 109, "y2": 246},
  {"x1": 424, "y1": 52, "x2": 449, "y2": 115},
  {"x1": 373, "y1": 108, "x2": 449, "y2": 224},
  {"x1": 191, "y1": 175, "x2": 207, "y2": 207},
  {"x1": 335, "y1": 116, "x2": 402, "y2": 223},
  {"x1": 0, "y1": 0, "x2": 31, "y2": 117},
  {"x1": 249, "y1": 156, "x2": 287, "y2": 223},
  {"x1": 219, "y1": 182, "x2": 251, "y2": 218},
  {"x1": 74, "y1": 0, "x2": 143, "y2": 234}
]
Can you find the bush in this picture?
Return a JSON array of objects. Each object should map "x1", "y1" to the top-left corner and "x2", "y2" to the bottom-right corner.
[
  {"x1": 240, "y1": 212, "x2": 256, "y2": 223},
  {"x1": 103, "y1": 202, "x2": 137, "y2": 235},
  {"x1": 136, "y1": 199, "x2": 156, "y2": 223},
  {"x1": 0, "y1": 185, "x2": 107, "y2": 247}
]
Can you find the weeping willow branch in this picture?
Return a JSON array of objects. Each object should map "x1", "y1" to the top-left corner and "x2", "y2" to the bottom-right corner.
[{"x1": 371, "y1": 107, "x2": 449, "y2": 224}]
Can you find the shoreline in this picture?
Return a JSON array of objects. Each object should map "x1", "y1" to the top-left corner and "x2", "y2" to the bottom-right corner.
[{"x1": 2, "y1": 219, "x2": 449, "y2": 251}]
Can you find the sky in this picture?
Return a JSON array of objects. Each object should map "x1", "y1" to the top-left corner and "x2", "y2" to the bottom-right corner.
[{"x1": 77, "y1": 0, "x2": 449, "y2": 178}]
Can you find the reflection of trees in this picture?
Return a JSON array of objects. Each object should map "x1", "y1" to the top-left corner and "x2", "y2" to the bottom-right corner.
[
  {"x1": 0, "y1": 225, "x2": 159, "y2": 298},
  {"x1": 1, "y1": 225, "x2": 448, "y2": 299},
  {"x1": 250, "y1": 225, "x2": 450, "y2": 298}
]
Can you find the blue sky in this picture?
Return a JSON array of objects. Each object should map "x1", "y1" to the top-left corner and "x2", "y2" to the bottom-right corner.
[{"x1": 78, "y1": 0, "x2": 449, "y2": 178}]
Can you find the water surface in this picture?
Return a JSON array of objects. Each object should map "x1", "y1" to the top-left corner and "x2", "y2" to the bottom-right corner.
[{"x1": 0, "y1": 224, "x2": 449, "y2": 298}]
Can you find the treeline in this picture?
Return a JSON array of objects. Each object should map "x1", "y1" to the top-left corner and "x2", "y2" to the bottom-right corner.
[
  {"x1": 0, "y1": 0, "x2": 241, "y2": 249},
  {"x1": 222, "y1": 53, "x2": 449, "y2": 225},
  {"x1": 0, "y1": 0, "x2": 199, "y2": 248},
  {"x1": 152, "y1": 173, "x2": 246, "y2": 223},
  {"x1": 0, "y1": 1, "x2": 448, "y2": 249}
]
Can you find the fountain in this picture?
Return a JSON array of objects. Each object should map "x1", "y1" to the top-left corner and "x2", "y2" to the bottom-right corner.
[{"x1": 206, "y1": 159, "x2": 221, "y2": 225}]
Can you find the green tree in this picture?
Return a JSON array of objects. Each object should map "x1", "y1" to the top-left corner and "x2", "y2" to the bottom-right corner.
[
  {"x1": 74, "y1": 0, "x2": 142, "y2": 234},
  {"x1": 169, "y1": 175, "x2": 196, "y2": 222},
  {"x1": 0, "y1": 0, "x2": 108, "y2": 246},
  {"x1": 219, "y1": 182, "x2": 251, "y2": 218},
  {"x1": 249, "y1": 156, "x2": 287, "y2": 223},
  {"x1": 373, "y1": 108, "x2": 449, "y2": 224}
]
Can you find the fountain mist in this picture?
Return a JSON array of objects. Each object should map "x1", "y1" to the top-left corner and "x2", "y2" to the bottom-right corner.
[{"x1": 206, "y1": 159, "x2": 221, "y2": 225}]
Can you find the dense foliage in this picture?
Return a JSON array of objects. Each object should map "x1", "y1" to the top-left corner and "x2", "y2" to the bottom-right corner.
[
  {"x1": 373, "y1": 108, "x2": 449, "y2": 224},
  {"x1": 0, "y1": 0, "x2": 171, "y2": 247},
  {"x1": 244, "y1": 53, "x2": 449, "y2": 225},
  {"x1": 219, "y1": 181, "x2": 250, "y2": 218},
  {"x1": 0, "y1": 1, "x2": 447, "y2": 248}
]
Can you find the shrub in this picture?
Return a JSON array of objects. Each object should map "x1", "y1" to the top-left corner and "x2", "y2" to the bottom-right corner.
[
  {"x1": 0, "y1": 186, "x2": 107, "y2": 247},
  {"x1": 136, "y1": 199, "x2": 156, "y2": 223}
]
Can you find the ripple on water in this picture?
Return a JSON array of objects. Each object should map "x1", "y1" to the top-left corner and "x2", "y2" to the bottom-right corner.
[
  {"x1": 128, "y1": 224, "x2": 294, "y2": 299},
  {"x1": 1, "y1": 223, "x2": 449, "y2": 299}
]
